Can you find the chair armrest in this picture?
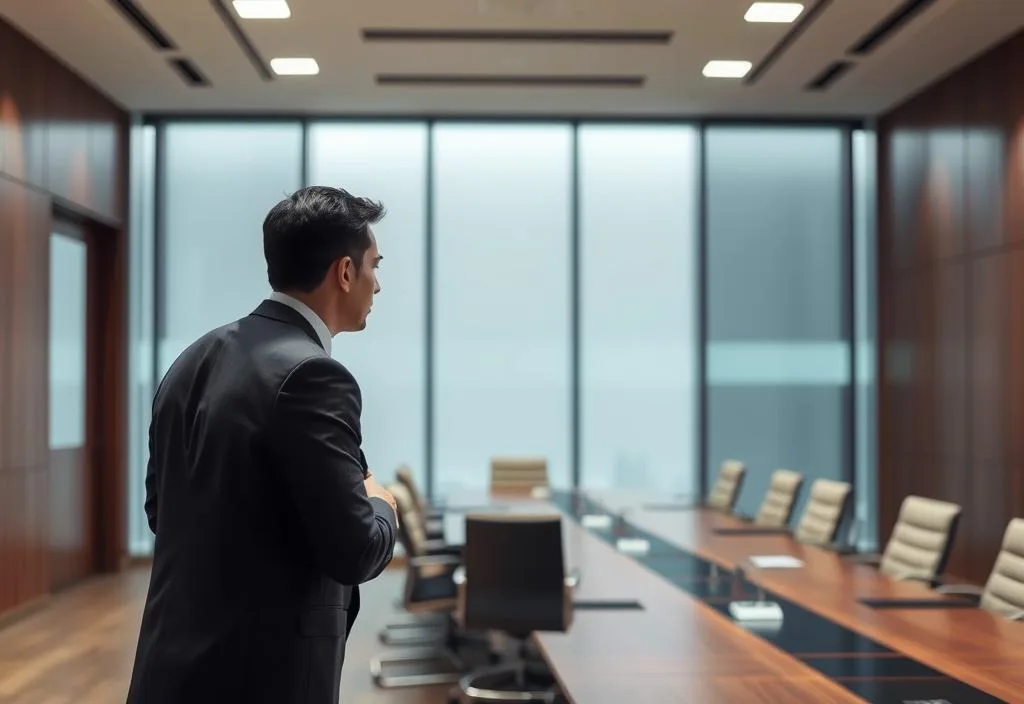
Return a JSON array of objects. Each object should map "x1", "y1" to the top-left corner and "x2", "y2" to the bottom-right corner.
[
  {"x1": 1006, "y1": 610, "x2": 1024, "y2": 621},
  {"x1": 892, "y1": 569, "x2": 938, "y2": 584},
  {"x1": 935, "y1": 584, "x2": 984, "y2": 601},
  {"x1": 423, "y1": 540, "x2": 462, "y2": 556},
  {"x1": 410, "y1": 554, "x2": 462, "y2": 569}
]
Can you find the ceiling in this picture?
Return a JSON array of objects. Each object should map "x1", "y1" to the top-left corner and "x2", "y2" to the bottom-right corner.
[{"x1": 1, "y1": 0, "x2": 1023, "y2": 116}]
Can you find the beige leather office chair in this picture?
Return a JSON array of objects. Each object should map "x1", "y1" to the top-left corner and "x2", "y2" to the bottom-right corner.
[
  {"x1": 454, "y1": 514, "x2": 575, "y2": 703},
  {"x1": 395, "y1": 465, "x2": 443, "y2": 537},
  {"x1": 938, "y1": 518, "x2": 1024, "y2": 621},
  {"x1": 706, "y1": 460, "x2": 746, "y2": 513},
  {"x1": 489, "y1": 456, "x2": 549, "y2": 495},
  {"x1": 855, "y1": 495, "x2": 962, "y2": 585},
  {"x1": 753, "y1": 469, "x2": 804, "y2": 527},
  {"x1": 370, "y1": 484, "x2": 464, "y2": 688},
  {"x1": 794, "y1": 479, "x2": 852, "y2": 546}
]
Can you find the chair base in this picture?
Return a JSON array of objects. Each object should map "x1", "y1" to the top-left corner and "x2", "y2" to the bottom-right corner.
[
  {"x1": 454, "y1": 663, "x2": 561, "y2": 703},
  {"x1": 370, "y1": 646, "x2": 463, "y2": 689},
  {"x1": 379, "y1": 613, "x2": 450, "y2": 645}
]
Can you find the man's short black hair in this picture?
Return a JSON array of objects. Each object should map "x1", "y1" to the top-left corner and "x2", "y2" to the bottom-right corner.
[{"x1": 263, "y1": 186, "x2": 386, "y2": 293}]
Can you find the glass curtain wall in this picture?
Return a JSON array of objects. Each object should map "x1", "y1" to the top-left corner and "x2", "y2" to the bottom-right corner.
[
  {"x1": 307, "y1": 122, "x2": 429, "y2": 490},
  {"x1": 703, "y1": 125, "x2": 850, "y2": 524},
  {"x1": 578, "y1": 124, "x2": 699, "y2": 495},
  {"x1": 131, "y1": 118, "x2": 863, "y2": 555}
]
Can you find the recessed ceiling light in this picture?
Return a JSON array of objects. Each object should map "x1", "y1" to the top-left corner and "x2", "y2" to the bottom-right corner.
[
  {"x1": 233, "y1": 0, "x2": 291, "y2": 19},
  {"x1": 744, "y1": 2, "x2": 804, "y2": 23},
  {"x1": 702, "y1": 60, "x2": 752, "y2": 78},
  {"x1": 271, "y1": 57, "x2": 319, "y2": 76}
]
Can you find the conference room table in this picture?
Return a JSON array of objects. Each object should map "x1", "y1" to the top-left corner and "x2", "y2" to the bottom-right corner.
[{"x1": 441, "y1": 490, "x2": 1024, "y2": 703}]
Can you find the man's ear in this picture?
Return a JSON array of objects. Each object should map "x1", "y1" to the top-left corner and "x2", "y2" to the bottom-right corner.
[{"x1": 336, "y1": 256, "x2": 354, "y2": 292}]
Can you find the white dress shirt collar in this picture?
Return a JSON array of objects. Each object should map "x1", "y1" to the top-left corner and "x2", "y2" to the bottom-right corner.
[{"x1": 268, "y1": 291, "x2": 333, "y2": 355}]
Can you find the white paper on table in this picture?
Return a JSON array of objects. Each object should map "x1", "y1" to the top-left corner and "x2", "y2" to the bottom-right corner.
[
  {"x1": 616, "y1": 538, "x2": 650, "y2": 555},
  {"x1": 581, "y1": 514, "x2": 613, "y2": 529},
  {"x1": 748, "y1": 555, "x2": 804, "y2": 569}
]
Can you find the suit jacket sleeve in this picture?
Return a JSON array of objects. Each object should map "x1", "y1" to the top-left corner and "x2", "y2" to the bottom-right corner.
[
  {"x1": 144, "y1": 423, "x2": 158, "y2": 534},
  {"x1": 269, "y1": 356, "x2": 397, "y2": 585}
]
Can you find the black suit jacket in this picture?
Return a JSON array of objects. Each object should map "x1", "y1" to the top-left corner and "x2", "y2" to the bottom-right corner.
[{"x1": 127, "y1": 300, "x2": 397, "y2": 704}]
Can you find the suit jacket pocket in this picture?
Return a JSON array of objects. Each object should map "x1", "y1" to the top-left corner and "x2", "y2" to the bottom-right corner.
[{"x1": 298, "y1": 606, "x2": 348, "y2": 638}]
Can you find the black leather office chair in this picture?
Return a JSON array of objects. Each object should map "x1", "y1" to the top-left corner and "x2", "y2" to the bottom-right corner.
[{"x1": 452, "y1": 514, "x2": 575, "y2": 704}]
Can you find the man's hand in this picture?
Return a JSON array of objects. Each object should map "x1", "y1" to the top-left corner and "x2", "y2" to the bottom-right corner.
[{"x1": 364, "y1": 473, "x2": 397, "y2": 516}]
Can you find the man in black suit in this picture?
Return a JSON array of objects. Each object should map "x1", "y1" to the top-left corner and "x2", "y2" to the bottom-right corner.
[{"x1": 127, "y1": 186, "x2": 398, "y2": 704}]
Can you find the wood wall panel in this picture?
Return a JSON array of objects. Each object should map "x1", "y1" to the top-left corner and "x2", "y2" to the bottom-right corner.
[
  {"x1": 878, "y1": 27, "x2": 1024, "y2": 585},
  {"x1": 0, "y1": 16, "x2": 128, "y2": 620}
]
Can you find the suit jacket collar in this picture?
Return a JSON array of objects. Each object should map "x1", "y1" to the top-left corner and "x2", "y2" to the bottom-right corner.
[{"x1": 251, "y1": 299, "x2": 324, "y2": 350}]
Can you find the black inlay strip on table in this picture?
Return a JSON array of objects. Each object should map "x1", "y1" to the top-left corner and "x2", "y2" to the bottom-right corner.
[{"x1": 551, "y1": 491, "x2": 1004, "y2": 703}]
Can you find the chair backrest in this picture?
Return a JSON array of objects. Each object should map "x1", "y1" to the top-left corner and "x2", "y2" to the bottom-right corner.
[
  {"x1": 461, "y1": 514, "x2": 569, "y2": 635},
  {"x1": 389, "y1": 482, "x2": 428, "y2": 557},
  {"x1": 793, "y1": 479, "x2": 852, "y2": 545},
  {"x1": 489, "y1": 456, "x2": 549, "y2": 495},
  {"x1": 980, "y1": 518, "x2": 1024, "y2": 618},
  {"x1": 706, "y1": 460, "x2": 746, "y2": 512},
  {"x1": 754, "y1": 469, "x2": 804, "y2": 527},
  {"x1": 879, "y1": 495, "x2": 962, "y2": 582},
  {"x1": 395, "y1": 465, "x2": 427, "y2": 511}
]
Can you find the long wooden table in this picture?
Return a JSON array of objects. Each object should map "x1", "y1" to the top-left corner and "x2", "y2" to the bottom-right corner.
[
  {"x1": 585, "y1": 490, "x2": 1024, "y2": 703},
  {"x1": 443, "y1": 491, "x2": 1023, "y2": 703},
  {"x1": 444, "y1": 496, "x2": 865, "y2": 703}
]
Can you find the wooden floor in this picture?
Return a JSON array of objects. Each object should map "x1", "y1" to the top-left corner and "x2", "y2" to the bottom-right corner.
[{"x1": 0, "y1": 566, "x2": 450, "y2": 704}]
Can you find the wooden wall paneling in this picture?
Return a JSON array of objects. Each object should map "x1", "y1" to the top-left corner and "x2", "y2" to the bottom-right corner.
[
  {"x1": 883, "y1": 109, "x2": 928, "y2": 273},
  {"x1": 967, "y1": 253, "x2": 1009, "y2": 579},
  {"x1": 99, "y1": 225, "x2": 128, "y2": 570},
  {"x1": 922, "y1": 78, "x2": 968, "y2": 262},
  {"x1": 879, "y1": 28, "x2": 1024, "y2": 583},
  {"x1": 0, "y1": 179, "x2": 9, "y2": 616},
  {"x1": 89, "y1": 102, "x2": 120, "y2": 222},
  {"x1": 0, "y1": 21, "x2": 48, "y2": 189},
  {"x1": 1008, "y1": 248, "x2": 1024, "y2": 508},
  {"x1": 46, "y1": 64, "x2": 93, "y2": 213},
  {"x1": 963, "y1": 61, "x2": 1008, "y2": 255},
  {"x1": 0, "y1": 16, "x2": 129, "y2": 619}
]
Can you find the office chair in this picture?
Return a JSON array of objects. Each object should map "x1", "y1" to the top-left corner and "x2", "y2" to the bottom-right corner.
[
  {"x1": 489, "y1": 456, "x2": 549, "y2": 496},
  {"x1": 706, "y1": 459, "x2": 746, "y2": 513},
  {"x1": 793, "y1": 479, "x2": 853, "y2": 546},
  {"x1": 378, "y1": 483, "x2": 459, "y2": 647},
  {"x1": 396, "y1": 465, "x2": 444, "y2": 537},
  {"x1": 452, "y1": 514, "x2": 575, "y2": 703},
  {"x1": 753, "y1": 469, "x2": 804, "y2": 527},
  {"x1": 937, "y1": 517, "x2": 1024, "y2": 621},
  {"x1": 850, "y1": 495, "x2": 962, "y2": 586},
  {"x1": 371, "y1": 483, "x2": 470, "y2": 687}
]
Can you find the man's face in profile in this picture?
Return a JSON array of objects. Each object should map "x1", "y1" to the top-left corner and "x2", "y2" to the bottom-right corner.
[{"x1": 353, "y1": 230, "x2": 382, "y2": 331}]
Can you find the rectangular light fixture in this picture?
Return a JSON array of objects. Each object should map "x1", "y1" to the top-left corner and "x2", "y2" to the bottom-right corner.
[
  {"x1": 702, "y1": 60, "x2": 752, "y2": 78},
  {"x1": 270, "y1": 57, "x2": 319, "y2": 75},
  {"x1": 233, "y1": 0, "x2": 291, "y2": 19},
  {"x1": 744, "y1": 2, "x2": 804, "y2": 23}
]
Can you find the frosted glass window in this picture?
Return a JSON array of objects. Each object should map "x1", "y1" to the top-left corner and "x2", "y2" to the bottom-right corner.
[
  {"x1": 854, "y1": 129, "x2": 878, "y2": 550},
  {"x1": 129, "y1": 123, "x2": 157, "y2": 554},
  {"x1": 578, "y1": 125, "x2": 699, "y2": 494},
  {"x1": 432, "y1": 123, "x2": 572, "y2": 495},
  {"x1": 159, "y1": 122, "x2": 303, "y2": 373},
  {"x1": 49, "y1": 232, "x2": 87, "y2": 450},
  {"x1": 308, "y1": 122, "x2": 428, "y2": 486},
  {"x1": 704, "y1": 126, "x2": 849, "y2": 521}
]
